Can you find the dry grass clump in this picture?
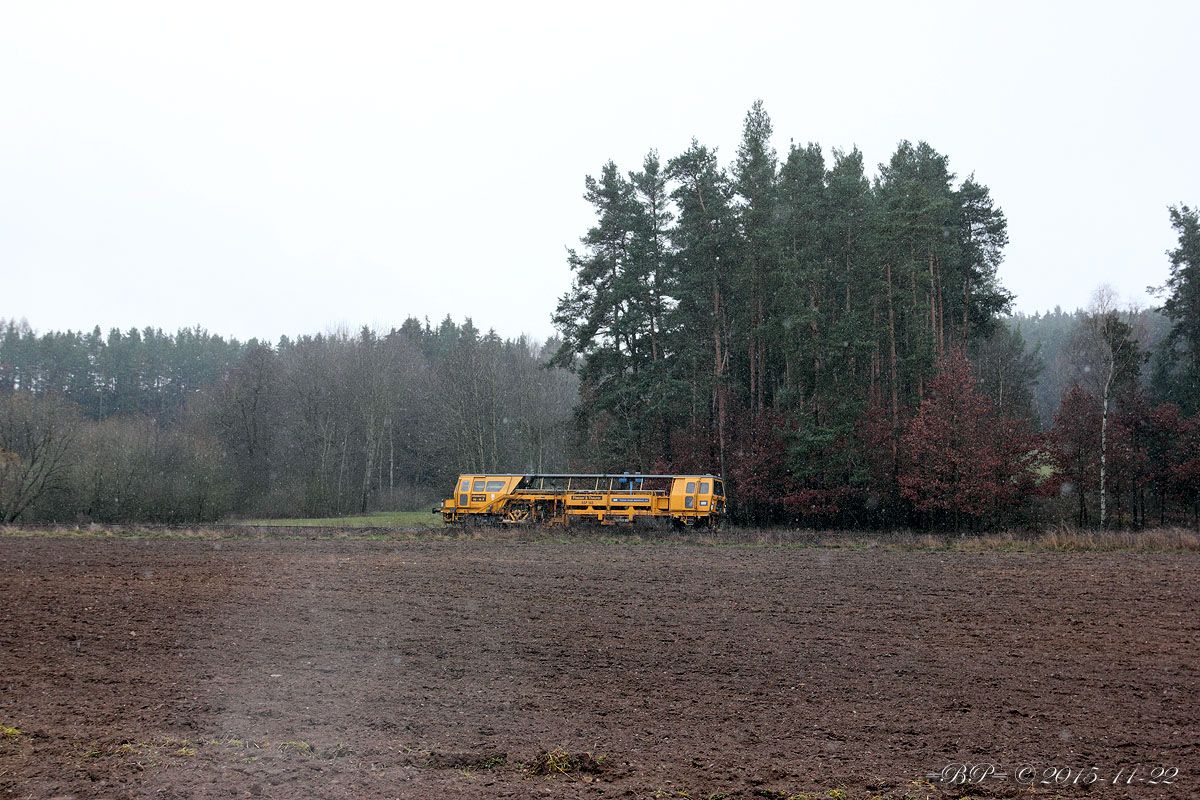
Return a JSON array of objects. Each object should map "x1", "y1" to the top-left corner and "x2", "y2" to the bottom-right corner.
[
  {"x1": 992, "y1": 526, "x2": 1200, "y2": 553},
  {"x1": 526, "y1": 748, "x2": 606, "y2": 775},
  {"x1": 711, "y1": 525, "x2": 1200, "y2": 553}
]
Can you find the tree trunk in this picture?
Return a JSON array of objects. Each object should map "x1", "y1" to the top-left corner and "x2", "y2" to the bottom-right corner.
[
  {"x1": 336, "y1": 429, "x2": 349, "y2": 515},
  {"x1": 1077, "y1": 475, "x2": 1086, "y2": 528},
  {"x1": 885, "y1": 262, "x2": 899, "y2": 471},
  {"x1": 809, "y1": 289, "x2": 821, "y2": 425},
  {"x1": 756, "y1": 293, "x2": 766, "y2": 414},
  {"x1": 713, "y1": 281, "x2": 727, "y2": 479},
  {"x1": 962, "y1": 264, "x2": 971, "y2": 342},
  {"x1": 360, "y1": 415, "x2": 376, "y2": 514},
  {"x1": 1100, "y1": 382, "x2": 1110, "y2": 530}
]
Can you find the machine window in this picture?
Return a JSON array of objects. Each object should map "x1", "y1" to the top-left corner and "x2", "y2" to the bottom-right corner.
[
  {"x1": 459, "y1": 494, "x2": 468, "y2": 505},
  {"x1": 714, "y1": 480, "x2": 724, "y2": 496},
  {"x1": 473, "y1": 480, "x2": 486, "y2": 491},
  {"x1": 685, "y1": 481, "x2": 696, "y2": 493},
  {"x1": 700, "y1": 481, "x2": 710, "y2": 493},
  {"x1": 485, "y1": 480, "x2": 506, "y2": 492},
  {"x1": 460, "y1": 480, "x2": 469, "y2": 491}
]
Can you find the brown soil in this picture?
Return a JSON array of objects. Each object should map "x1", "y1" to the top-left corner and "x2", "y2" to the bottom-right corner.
[{"x1": 0, "y1": 536, "x2": 1196, "y2": 799}]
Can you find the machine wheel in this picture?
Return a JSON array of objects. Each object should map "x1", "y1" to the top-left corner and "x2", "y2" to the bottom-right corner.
[{"x1": 503, "y1": 504, "x2": 533, "y2": 525}]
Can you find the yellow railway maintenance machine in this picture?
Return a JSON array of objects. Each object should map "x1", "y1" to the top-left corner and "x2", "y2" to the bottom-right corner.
[{"x1": 436, "y1": 473, "x2": 725, "y2": 528}]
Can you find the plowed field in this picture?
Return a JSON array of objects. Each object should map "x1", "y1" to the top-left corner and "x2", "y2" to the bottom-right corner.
[{"x1": 1, "y1": 536, "x2": 1196, "y2": 798}]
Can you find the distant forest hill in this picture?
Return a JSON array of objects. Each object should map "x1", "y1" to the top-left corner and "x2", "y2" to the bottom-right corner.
[
  {"x1": 0, "y1": 319, "x2": 577, "y2": 523},
  {"x1": 1, "y1": 104, "x2": 1198, "y2": 529}
]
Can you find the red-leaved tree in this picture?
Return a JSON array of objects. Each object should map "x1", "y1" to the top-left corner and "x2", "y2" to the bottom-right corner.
[
  {"x1": 1170, "y1": 414, "x2": 1200, "y2": 527},
  {"x1": 728, "y1": 409, "x2": 796, "y2": 523},
  {"x1": 1154, "y1": 406, "x2": 1200, "y2": 526},
  {"x1": 1139, "y1": 402, "x2": 1200, "y2": 527},
  {"x1": 1144, "y1": 403, "x2": 1188, "y2": 525},
  {"x1": 899, "y1": 351, "x2": 1033, "y2": 528},
  {"x1": 857, "y1": 388, "x2": 902, "y2": 521}
]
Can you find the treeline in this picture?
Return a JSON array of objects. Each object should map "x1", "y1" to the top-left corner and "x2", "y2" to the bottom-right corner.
[
  {"x1": 3, "y1": 102, "x2": 1198, "y2": 530},
  {"x1": 554, "y1": 102, "x2": 1200, "y2": 528},
  {"x1": 0, "y1": 324, "x2": 244, "y2": 419},
  {"x1": 0, "y1": 319, "x2": 576, "y2": 522}
]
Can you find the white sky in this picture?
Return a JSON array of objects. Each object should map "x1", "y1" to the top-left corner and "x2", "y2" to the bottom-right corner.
[{"x1": 2, "y1": 1, "x2": 1197, "y2": 343}]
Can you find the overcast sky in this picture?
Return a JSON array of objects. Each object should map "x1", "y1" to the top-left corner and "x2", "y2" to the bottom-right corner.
[{"x1": 2, "y1": 1, "x2": 1197, "y2": 343}]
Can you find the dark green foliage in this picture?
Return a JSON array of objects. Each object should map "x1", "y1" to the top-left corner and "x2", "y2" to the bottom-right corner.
[
  {"x1": 552, "y1": 153, "x2": 676, "y2": 467},
  {"x1": 1152, "y1": 205, "x2": 1200, "y2": 412},
  {"x1": 731, "y1": 100, "x2": 779, "y2": 418},
  {"x1": 666, "y1": 140, "x2": 739, "y2": 473},
  {"x1": 0, "y1": 321, "x2": 245, "y2": 419}
]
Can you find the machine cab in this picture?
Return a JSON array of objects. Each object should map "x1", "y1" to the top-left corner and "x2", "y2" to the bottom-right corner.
[
  {"x1": 669, "y1": 475, "x2": 725, "y2": 514},
  {"x1": 441, "y1": 475, "x2": 518, "y2": 513}
]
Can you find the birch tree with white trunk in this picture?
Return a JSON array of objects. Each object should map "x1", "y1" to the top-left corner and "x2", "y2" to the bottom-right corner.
[{"x1": 1070, "y1": 286, "x2": 1143, "y2": 529}]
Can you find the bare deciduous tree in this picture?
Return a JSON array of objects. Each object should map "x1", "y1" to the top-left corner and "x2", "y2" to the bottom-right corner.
[{"x1": 0, "y1": 393, "x2": 79, "y2": 522}]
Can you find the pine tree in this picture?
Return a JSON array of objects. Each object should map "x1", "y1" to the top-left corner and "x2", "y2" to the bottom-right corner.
[
  {"x1": 667, "y1": 140, "x2": 737, "y2": 477},
  {"x1": 731, "y1": 100, "x2": 779, "y2": 417},
  {"x1": 773, "y1": 141, "x2": 828, "y2": 420},
  {"x1": 627, "y1": 152, "x2": 677, "y2": 461},
  {"x1": 952, "y1": 177, "x2": 1011, "y2": 344},
  {"x1": 552, "y1": 161, "x2": 651, "y2": 465},
  {"x1": 1153, "y1": 204, "x2": 1200, "y2": 412}
]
